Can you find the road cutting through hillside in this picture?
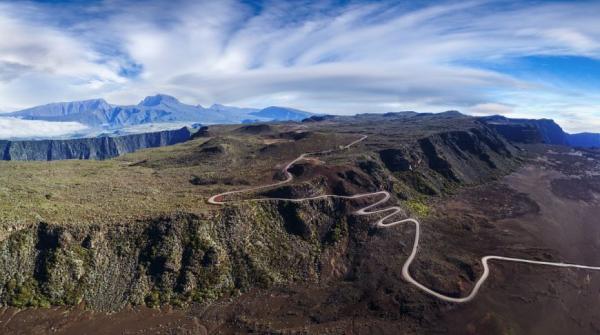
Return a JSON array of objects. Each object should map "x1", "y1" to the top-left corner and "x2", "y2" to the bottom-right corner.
[{"x1": 208, "y1": 135, "x2": 600, "y2": 303}]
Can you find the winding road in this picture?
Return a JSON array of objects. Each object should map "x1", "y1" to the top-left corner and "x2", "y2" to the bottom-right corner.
[{"x1": 208, "y1": 135, "x2": 600, "y2": 303}]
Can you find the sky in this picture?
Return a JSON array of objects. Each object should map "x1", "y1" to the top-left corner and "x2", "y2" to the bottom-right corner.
[{"x1": 1, "y1": 0, "x2": 600, "y2": 133}]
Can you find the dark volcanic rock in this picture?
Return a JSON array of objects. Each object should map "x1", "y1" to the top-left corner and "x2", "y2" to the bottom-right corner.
[
  {"x1": 379, "y1": 149, "x2": 412, "y2": 172},
  {"x1": 418, "y1": 138, "x2": 459, "y2": 182},
  {"x1": 200, "y1": 145, "x2": 225, "y2": 155},
  {"x1": 235, "y1": 124, "x2": 274, "y2": 135},
  {"x1": 302, "y1": 115, "x2": 335, "y2": 123},
  {"x1": 383, "y1": 126, "x2": 518, "y2": 196},
  {"x1": 189, "y1": 126, "x2": 209, "y2": 140}
]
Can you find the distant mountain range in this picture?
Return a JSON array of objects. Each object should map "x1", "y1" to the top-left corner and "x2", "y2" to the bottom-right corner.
[
  {"x1": 480, "y1": 115, "x2": 600, "y2": 148},
  {"x1": 6, "y1": 94, "x2": 313, "y2": 128},
  {"x1": 4, "y1": 96, "x2": 600, "y2": 149}
]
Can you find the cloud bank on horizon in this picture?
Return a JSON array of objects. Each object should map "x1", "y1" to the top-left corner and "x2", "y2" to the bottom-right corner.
[
  {"x1": 0, "y1": 117, "x2": 88, "y2": 139},
  {"x1": 0, "y1": 0, "x2": 600, "y2": 132}
]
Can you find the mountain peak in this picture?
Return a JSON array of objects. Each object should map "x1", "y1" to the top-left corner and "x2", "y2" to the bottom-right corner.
[
  {"x1": 139, "y1": 94, "x2": 180, "y2": 107},
  {"x1": 82, "y1": 98, "x2": 111, "y2": 108}
]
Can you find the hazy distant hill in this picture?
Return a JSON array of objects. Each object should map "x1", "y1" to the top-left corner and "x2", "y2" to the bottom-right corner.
[
  {"x1": 480, "y1": 115, "x2": 600, "y2": 148},
  {"x1": 9, "y1": 98, "x2": 114, "y2": 126},
  {"x1": 568, "y1": 132, "x2": 600, "y2": 148},
  {"x1": 248, "y1": 106, "x2": 312, "y2": 121},
  {"x1": 7, "y1": 94, "x2": 313, "y2": 128}
]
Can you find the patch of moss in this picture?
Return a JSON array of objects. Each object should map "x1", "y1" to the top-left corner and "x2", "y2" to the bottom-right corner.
[{"x1": 406, "y1": 199, "x2": 430, "y2": 217}]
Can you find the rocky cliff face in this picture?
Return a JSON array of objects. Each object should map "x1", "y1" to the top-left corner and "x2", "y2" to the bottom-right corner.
[
  {"x1": 0, "y1": 127, "x2": 193, "y2": 161},
  {"x1": 0, "y1": 199, "x2": 352, "y2": 311},
  {"x1": 480, "y1": 115, "x2": 600, "y2": 149},
  {"x1": 373, "y1": 125, "x2": 517, "y2": 196},
  {"x1": 480, "y1": 115, "x2": 569, "y2": 145},
  {"x1": 484, "y1": 123, "x2": 543, "y2": 144}
]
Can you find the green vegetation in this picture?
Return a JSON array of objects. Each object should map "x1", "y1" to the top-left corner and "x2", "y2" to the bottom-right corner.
[
  {"x1": 144, "y1": 289, "x2": 161, "y2": 308},
  {"x1": 406, "y1": 198, "x2": 430, "y2": 217},
  {"x1": 0, "y1": 127, "x2": 356, "y2": 229},
  {"x1": 5, "y1": 278, "x2": 50, "y2": 308},
  {"x1": 398, "y1": 171, "x2": 439, "y2": 196}
]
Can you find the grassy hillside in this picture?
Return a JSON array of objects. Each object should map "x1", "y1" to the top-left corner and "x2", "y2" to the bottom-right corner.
[{"x1": 0, "y1": 124, "x2": 355, "y2": 228}]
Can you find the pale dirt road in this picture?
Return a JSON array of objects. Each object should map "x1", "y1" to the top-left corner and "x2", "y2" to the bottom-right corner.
[{"x1": 208, "y1": 135, "x2": 600, "y2": 303}]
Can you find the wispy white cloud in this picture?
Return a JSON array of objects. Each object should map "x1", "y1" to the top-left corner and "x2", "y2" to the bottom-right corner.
[
  {"x1": 0, "y1": 0, "x2": 600, "y2": 131},
  {"x1": 0, "y1": 4, "x2": 122, "y2": 82},
  {"x1": 0, "y1": 117, "x2": 88, "y2": 139}
]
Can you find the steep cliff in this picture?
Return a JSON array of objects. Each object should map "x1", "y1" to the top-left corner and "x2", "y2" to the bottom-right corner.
[
  {"x1": 373, "y1": 125, "x2": 517, "y2": 196},
  {"x1": 480, "y1": 115, "x2": 569, "y2": 145},
  {"x1": 481, "y1": 115, "x2": 600, "y2": 148},
  {"x1": 0, "y1": 127, "x2": 193, "y2": 161},
  {"x1": 0, "y1": 199, "x2": 352, "y2": 311},
  {"x1": 484, "y1": 123, "x2": 543, "y2": 144}
]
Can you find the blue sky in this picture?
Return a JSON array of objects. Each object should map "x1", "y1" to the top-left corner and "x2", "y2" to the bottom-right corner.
[{"x1": 0, "y1": 0, "x2": 600, "y2": 132}]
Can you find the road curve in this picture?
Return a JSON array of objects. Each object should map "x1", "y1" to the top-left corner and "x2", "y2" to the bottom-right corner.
[{"x1": 208, "y1": 135, "x2": 600, "y2": 303}]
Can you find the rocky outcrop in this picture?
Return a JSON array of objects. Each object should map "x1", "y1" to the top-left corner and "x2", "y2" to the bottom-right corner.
[
  {"x1": 421, "y1": 127, "x2": 515, "y2": 182},
  {"x1": 0, "y1": 127, "x2": 193, "y2": 161},
  {"x1": 374, "y1": 126, "x2": 517, "y2": 196},
  {"x1": 234, "y1": 124, "x2": 274, "y2": 135},
  {"x1": 485, "y1": 123, "x2": 543, "y2": 144},
  {"x1": 379, "y1": 149, "x2": 412, "y2": 172},
  {"x1": 302, "y1": 115, "x2": 336, "y2": 123}
]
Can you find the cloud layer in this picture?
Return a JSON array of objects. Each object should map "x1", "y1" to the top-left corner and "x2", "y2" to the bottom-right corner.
[
  {"x1": 0, "y1": 117, "x2": 87, "y2": 139},
  {"x1": 0, "y1": 0, "x2": 600, "y2": 132}
]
